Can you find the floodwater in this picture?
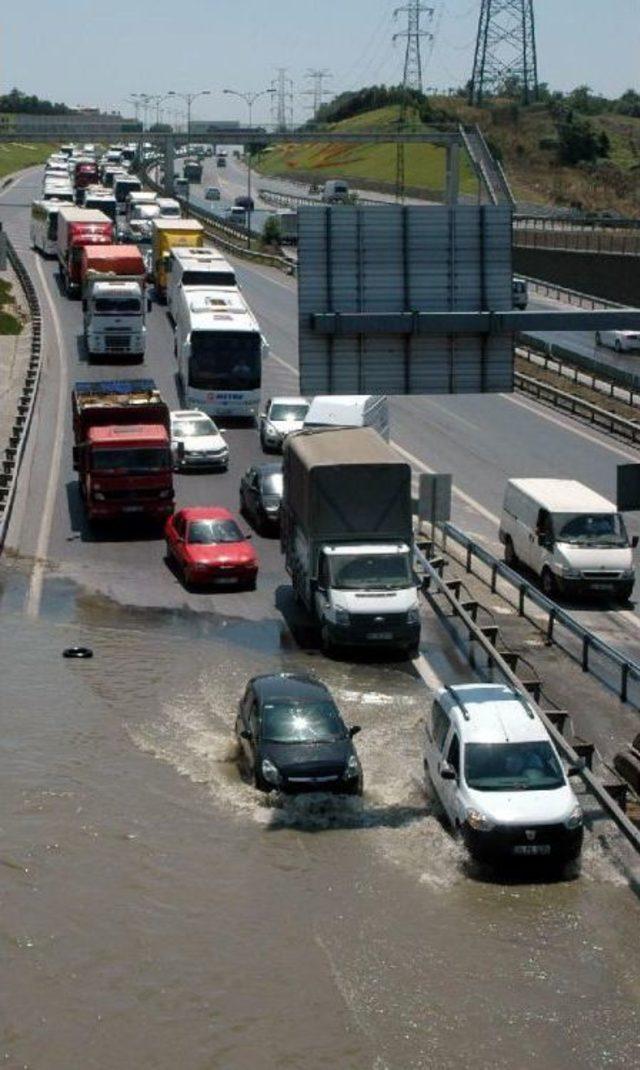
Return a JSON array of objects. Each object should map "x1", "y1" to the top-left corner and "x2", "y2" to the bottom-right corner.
[{"x1": 1, "y1": 570, "x2": 640, "y2": 1069}]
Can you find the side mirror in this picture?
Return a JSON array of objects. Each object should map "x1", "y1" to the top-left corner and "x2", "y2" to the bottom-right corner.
[
  {"x1": 316, "y1": 585, "x2": 326, "y2": 596},
  {"x1": 568, "y1": 758, "x2": 586, "y2": 776},
  {"x1": 632, "y1": 535, "x2": 639, "y2": 549},
  {"x1": 538, "y1": 533, "x2": 552, "y2": 549},
  {"x1": 349, "y1": 725, "x2": 361, "y2": 738},
  {"x1": 177, "y1": 441, "x2": 185, "y2": 459},
  {"x1": 440, "y1": 761, "x2": 457, "y2": 781},
  {"x1": 240, "y1": 730, "x2": 252, "y2": 742},
  {"x1": 147, "y1": 297, "x2": 152, "y2": 313},
  {"x1": 245, "y1": 533, "x2": 253, "y2": 540}
]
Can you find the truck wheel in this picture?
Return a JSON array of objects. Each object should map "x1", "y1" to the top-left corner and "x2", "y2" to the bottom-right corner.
[
  {"x1": 406, "y1": 642, "x2": 421, "y2": 660},
  {"x1": 504, "y1": 537, "x2": 518, "y2": 568},
  {"x1": 541, "y1": 568, "x2": 556, "y2": 598},
  {"x1": 320, "y1": 625, "x2": 335, "y2": 657}
]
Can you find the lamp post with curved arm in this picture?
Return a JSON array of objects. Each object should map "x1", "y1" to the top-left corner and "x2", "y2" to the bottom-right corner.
[{"x1": 223, "y1": 88, "x2": 275, "y2": 248}]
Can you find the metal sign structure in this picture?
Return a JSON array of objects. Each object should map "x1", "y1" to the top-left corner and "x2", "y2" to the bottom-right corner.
[
  {"x1": 618, "y1": 464, "x2": 640, "y2": 513},
  {"x1": 298, "y1": 205, "x2": 514, "y2": 396},
  {"x1": 419, "y1": 474, "x2": 453, "y2": 525}
]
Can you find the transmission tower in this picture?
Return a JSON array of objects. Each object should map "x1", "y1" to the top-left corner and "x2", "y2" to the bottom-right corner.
[
  {"x1": 469, "y1": 0, "x2": 539, "y2": 106},
  {"x1": 393, "y1": 2, "x2": 434, "y2": 93},
  {"x1": 303, "y1": 69, "x2": 332, "y2": 119},
  {"x1": 393, "y1": 3, "x2": 434, "y2": 202},
  {"x1": 271, "y1": 68, "x2": 294, "y2": 131}
]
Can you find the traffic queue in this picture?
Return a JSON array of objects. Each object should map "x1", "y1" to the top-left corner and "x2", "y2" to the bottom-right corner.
[{"x1": 26, "y1": 141, "x2": 597, "y2": 869}]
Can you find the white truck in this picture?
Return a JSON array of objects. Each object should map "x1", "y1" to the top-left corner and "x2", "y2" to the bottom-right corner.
[
  {"x1": 81, "y1": 244, "x2": 149, "y2": 362},
  {"x1": 281, "y1": 427, "x2": 422, "y2": 657}
]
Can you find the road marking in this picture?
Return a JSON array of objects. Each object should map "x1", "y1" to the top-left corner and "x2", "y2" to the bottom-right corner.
[
  {"x1": 24, "y1": 256, "x2": 68, "y2": 618},
  {"x1": 503, "y1": 392, "x2": 640, "y2": 461}
]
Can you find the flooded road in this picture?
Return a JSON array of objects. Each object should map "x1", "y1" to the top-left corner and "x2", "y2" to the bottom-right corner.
[{"x1": 2, "y1": 576, "x2": 640, "y2": 1070}]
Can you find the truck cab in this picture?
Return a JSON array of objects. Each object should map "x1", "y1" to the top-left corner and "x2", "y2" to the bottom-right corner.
[{"x1": 83, "y1": 280, "x2": 147, "y2": 361}]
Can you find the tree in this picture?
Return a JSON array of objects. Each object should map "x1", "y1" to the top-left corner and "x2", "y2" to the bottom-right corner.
[
  {"x1": 262, "y1": 215, "x2": 282, "y2": 246},
  {"x1": 616, "y1": 89, "x2": 640, "y2": 117},
  {"x1": 557, "y1": 116, "x2": 610, "y2": 165},
  {"x1": 0, "y1": 87, "x2": 70, "y2": 114}
]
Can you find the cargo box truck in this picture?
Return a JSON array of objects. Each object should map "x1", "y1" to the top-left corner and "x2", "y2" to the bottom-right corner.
[
  {"x1": 80, "y1": 245, "x2": 148, "y2": 360},
  {"x1": 281, "y1": 427, "x2": 421, "y2": 657},
  {"x1": 56, "y1": 207, "x2": 113, "y2": 296}
]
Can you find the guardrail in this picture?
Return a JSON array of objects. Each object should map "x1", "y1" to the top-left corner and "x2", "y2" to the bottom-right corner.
[
  {"x1": 415, "y1": 541, "x2": 640, "y2": 854},
  {"x1": 515, "y1": 370, "x2": 640, "y2": 445},
  {"x1": 517, "y1": 343, "x2": 640, "y2": 410},
  {"x1": 523, "y1": 274, "x2": 625, "y2": 312},
  {"x1": 143, "y1": 167, "x2": 295, "y2": 275},
  {"x1": 514, "y1": 217, "x2": 640, "y2": 256},
  {"x1": 0, "y1": 238, "x2": 43, "y2": 550},
  {"x1": 258, "y1": 186, "x2": 380, "y2": 209},
  {"x1": 437, "y1": 522, "x2": 640, "y2": 707}
]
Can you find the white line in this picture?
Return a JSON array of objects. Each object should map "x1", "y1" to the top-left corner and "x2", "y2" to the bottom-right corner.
[
  {"x1": 24, "y1": 256, "x2": 68, "y2": 618},
  {"x1": 503, "y1": 392, "x2": 640, "y2": 461}
]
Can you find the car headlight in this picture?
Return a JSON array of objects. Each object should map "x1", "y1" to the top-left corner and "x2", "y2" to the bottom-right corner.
[
  {"x1": 334, "y1": 608, "x2": 350, "y2": 626},
  {"x1": 558, "y1": 565, "x2": 581, "y2": 578},
  {"x1": 622, "y1": 569, "x2": 635, "y2": 580},
  {"x1": 344, "y1": 754, "x2": 360, "y2": 779},
  {"x1": 407, "y1": 607, "x2": 421, "y2": 625},
  {"x1": 261, "y1": 757, "x2": 281, "y2": 786},
  {"x1": 94, "y1": 491, "x2": 105, "y2": 501},
  {"x1": 564, "y1": 805, "x2": 583, "y2": 830},
  {"x1": 466, "y1": 809, "x2": 495, "y2": 832}
]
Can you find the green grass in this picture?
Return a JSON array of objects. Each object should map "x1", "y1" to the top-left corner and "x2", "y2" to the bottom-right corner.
[
  {"x1": 0, "y1": 141, "x2": 54, "y2": 181},
  {"x1": 256, "y1": 106, "x2": 477, "y2": 198},
  {"x1": 0, "y1": 278, "x2": 23, "y2": 335}
]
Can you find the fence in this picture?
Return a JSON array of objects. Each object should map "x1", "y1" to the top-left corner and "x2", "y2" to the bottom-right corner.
[{"x1": 514, "y1": 217, "x2": 640, "y2": 256}]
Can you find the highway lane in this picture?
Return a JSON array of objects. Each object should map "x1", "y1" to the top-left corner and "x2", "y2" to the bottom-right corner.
[{"x1": 3, "y1": 170, "x2": 640, "y2": 1070}]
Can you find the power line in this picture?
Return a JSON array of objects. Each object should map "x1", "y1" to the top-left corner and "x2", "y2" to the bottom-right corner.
[{"x1": 469, "y1": 0, "x2": 539, "y2": 106}]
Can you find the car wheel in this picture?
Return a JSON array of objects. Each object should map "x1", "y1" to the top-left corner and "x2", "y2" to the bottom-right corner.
[
  {"x1": 615, "y1": 583, "x2": 634, "y2": 605},
  {"x1": 406, "y1": 642, "x2": 420, "y2": 660},
  {"x1": 245, "y1": 575, "x2": 257, "y2": 592},
  {"x1": 504, "y1": 537, "x2": 518, "y2": 569},
  {"x1": 320, "y1": 625, "x2": 335, "y2": 657},
  {"x1": 595, "y1": 331, "x2": 602, "y2": 346},
  {"x1": 541, "y1": 567, "x2": 556, "y2": 598},
  {"x1": 254, "y1": 766, "x2": 270, "y2": 793}
]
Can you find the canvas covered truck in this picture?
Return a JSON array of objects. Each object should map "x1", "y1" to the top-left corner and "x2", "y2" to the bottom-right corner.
[
  {"x1": 281, "y1": 427, "x2": 421, "y2": 657},
  {"x1": 57, "y1": 208, "x2": 113, "y2": 296},
  {"x1": 80, "y1": 245, "x2": 148, "y2": 361},
  {"x1": 71, "y1": 379, "x2": 174, "y2": 523}
]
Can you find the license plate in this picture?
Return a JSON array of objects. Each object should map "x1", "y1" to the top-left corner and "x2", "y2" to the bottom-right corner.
[
  {"x1": 367, "y1": 631, "x2": 393, "y2": 640},
  {"x1": 122, "y1": 506, "x2": 143, "y2": 513},
  {"x1": 591, "y1": 583, "x2": 613, "y2": 591},
  {"x1": 513, "y1": 844, "x2": 551, "y2": 856},
  {"x1": 216, "y1": 577, "x2": 238, "y2": 585}
]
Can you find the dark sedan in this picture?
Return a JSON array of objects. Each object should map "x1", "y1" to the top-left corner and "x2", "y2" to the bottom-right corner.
[
  {"x1": 235, "y1": 673, "x2": 362, "y2": 795},
  {"x1": 239, "y1": 462, "x2": 283, "y2": 533}
]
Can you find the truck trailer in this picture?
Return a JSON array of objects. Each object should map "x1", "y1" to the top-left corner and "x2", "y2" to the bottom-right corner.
[
  {"x1": 281, "y1": 427, "x2": 421, "y2": 657},
  {"x1": 151, "y1": 218, "x2": 204, "y2": 300},
  {"x1": 71, "y1": 379, "x2": 174, "y2": 523},
  {"x1": 80, "y1": 245, "x2": 148, "y2": 361},
  {"x1": 56, "y1": 207, "x2": 114, "y2": 296}
]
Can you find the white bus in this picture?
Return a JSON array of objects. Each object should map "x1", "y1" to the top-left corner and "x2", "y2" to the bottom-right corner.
[
  {"x1": 166, "y1": 247, "x2": 237, "y2": 314},
  {"x1": 30, "y1": 199, "x2": 65, "y2": 256},
  {"x1": 174, "y1": 288, "x2": 266, "y2": 420}
]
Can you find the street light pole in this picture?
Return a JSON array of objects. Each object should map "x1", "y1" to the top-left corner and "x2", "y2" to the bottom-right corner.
[
  {"x1": 223, "y1": 87, "x2": 275, "y2": 249},
  {"x1": 167, "y1": 90, "x2": 211, "y2": 208}
]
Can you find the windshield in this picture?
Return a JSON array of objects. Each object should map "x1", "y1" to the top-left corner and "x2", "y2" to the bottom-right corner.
[
  {"x1": 91, "y1": 447, "x2": 172, "y2": 473},
  {"x1": 173, "y1": 417, "x2": 216, "y2": 439},
  {"x1": 553, "y1": 512, "x2": 629, "y2": 548},
  {"x1": 160, "y1": 207, "x2": 181, "y2": 218},
  {"x1": 182, "y1": 270, "x2": 236, "y2": 287},
  {"x1": 261, "y1": 473, "x2": 283, "y2": 496},
  {"x1": 261, "y1": 701, "x2": 347, "y2": 743},
  {"x1": 329, "y1": 553, "x2": 412, "y2": 591},
  {"x1": 465, "y1": 741, "x2": 565, "y2": 792},
  {"x1": 187, "y1": 519, "x2": 243, "y2": 544},
  {"x1": 269, "y1": 403, "x2": 308, "y2": 422},
  {"x1": 94, "y1": 298, "x2": 141, "y2": 314},
  {"x1": 189, "y1": 332, "x2": 261, "y2": 391},
  {"x1": 115, "y1": 181, "x2": 141, "y2": 201}
]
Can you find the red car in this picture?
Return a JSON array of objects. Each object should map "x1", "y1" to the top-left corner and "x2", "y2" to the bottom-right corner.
[{"x1": 165, "y1": 507, "x2": 258, "y2": 589}]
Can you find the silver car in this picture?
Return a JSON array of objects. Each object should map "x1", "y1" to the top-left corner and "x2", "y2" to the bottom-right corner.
[
  {"x1": 259, "y1": 396, "x2": 310, "y2": 453},
  {"x1": 170, "y1": 410, "x2": 229, "y2": 471}
]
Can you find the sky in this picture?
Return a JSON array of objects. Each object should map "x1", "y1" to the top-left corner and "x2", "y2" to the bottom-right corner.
[{"x1": 2, "y1": 1, "x2": 639, "y2": 123}]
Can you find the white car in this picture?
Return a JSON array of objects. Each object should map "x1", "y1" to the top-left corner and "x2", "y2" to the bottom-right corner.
[
  {"x1": 259, "y1": 396, "x2": 310, "y2": 452},
  {"x1": 424, "y1": 683, "x2": 584, "y2": 866},
  {"x1": 596, "y1": 329, "x2": 640, "y2": 353},
  {"x1": 170, "y1": 410, "x2": 229, "y2": 471}
]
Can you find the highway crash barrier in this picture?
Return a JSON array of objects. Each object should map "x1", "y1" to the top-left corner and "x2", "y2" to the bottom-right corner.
[
  {"x1": 517, "y1": 340, "x2": 640, "y2": 411},
  {"x1": 514, "y1": 371, "x2": 640, "y2": 447},
  {"x1": 437, "y1": 521, "x2": 640, "y2": 707},
  {"x1": 0, "y1": 236, "x2": 42, "y2": 550},
  {"x1": 414, "y1": 539, "x2": 640, "y2": 853}
]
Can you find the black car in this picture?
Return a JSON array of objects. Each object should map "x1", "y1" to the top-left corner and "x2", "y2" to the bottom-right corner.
[
  {"x1": 235, "y1": 673, "x2": 362, "y2": 795},
  {"x1": 234, "y1": 195, "x2": 255, "y2": 212},
  {"x1": 239, "y1": 462, "x2": 283, "y2": 532}
]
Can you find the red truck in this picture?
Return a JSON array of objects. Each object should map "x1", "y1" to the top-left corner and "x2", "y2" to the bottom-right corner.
[
  {"x1": 79, "y1": 244, "x2": 146, "y2": 287},
  {"x1": 72, "y1": 379, "x2": 175, "y2": 523},
  {"x1": 57, "y1": 207, "x2": 113, "y2": 296}
]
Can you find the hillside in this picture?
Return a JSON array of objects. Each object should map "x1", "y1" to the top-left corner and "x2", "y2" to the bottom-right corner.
[
  {"x1": 256, "y1": 100, "x2": 640, "y2": 215},
  {"x1": 0, "y1": 142, "x2": 53, "y2": 181}
]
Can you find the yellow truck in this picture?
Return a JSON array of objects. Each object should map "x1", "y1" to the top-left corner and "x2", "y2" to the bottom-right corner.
[{"x1": 152, "y1": 218, "x2": 204, "y2": 300}]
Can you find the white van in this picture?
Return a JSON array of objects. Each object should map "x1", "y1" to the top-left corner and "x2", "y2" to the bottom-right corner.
[
  {"x1": 500, "y1": 478, "x2": 637, "y2": 602},
  {"x1": 303, "y1": 395, "x2": 389, "y2": 441},
  {"x1": 512, "y1": 277, "x2": 528, "y2": 309},
  {"x1": 322, "y1": 179, "x2": 350, "y2": 204}
]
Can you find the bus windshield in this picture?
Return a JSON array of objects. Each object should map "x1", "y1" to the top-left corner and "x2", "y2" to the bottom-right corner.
[{"x1": 188, "y1": 331, "x2": 261, "y2": 391}]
